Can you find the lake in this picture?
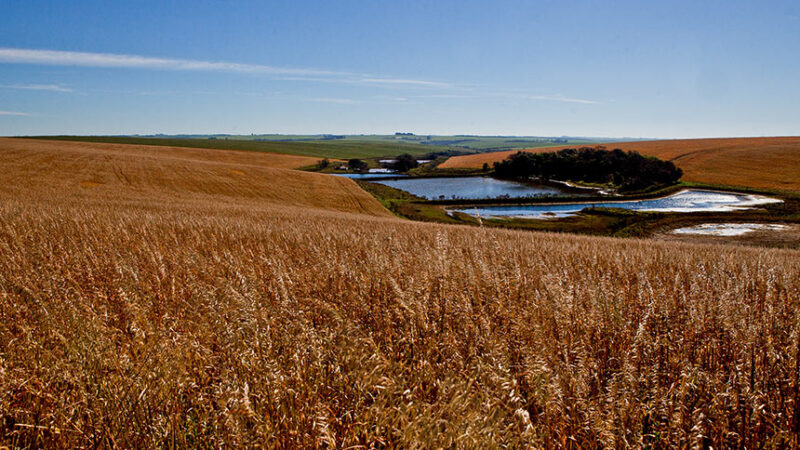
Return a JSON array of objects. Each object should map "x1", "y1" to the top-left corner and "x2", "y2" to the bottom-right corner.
[
  {"x1": 450, "y1": 189, "x2": 782, "y2": 219},
  {"x1": 375, "y1": 176, "x2": 572, "y2": 200}
]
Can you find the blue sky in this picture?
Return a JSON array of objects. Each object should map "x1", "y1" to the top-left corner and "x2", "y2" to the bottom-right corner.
[{"x1": 1, "y1": 0, "x2": 798, "y2": 137}]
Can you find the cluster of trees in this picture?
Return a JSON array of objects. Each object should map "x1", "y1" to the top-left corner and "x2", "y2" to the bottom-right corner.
[
  {"x1": 348, "y1": 158, "x2": 369, "y2": 172},
  {"x1": 421, "y1": 149, "x2": 470, "y2": 159},
  {"x1": 340, "y1": 154, "x2": 420, "y2": 173},
  {"x1": 391, "y1": 154, "x2": 418, "y2": 172},
  {"x1": 493, "y1": 147, "x2": 683, "y2": 190}
]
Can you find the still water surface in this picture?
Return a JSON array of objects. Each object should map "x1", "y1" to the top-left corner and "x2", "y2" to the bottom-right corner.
[
  {"x1": 375, "y1": 177, "x2": 570, "y2": 200},
  {"x1": 333, "y1": 173, "x2": 409, "y2": 179},
  {"x1": 450, "y1": 189, "x2": 782, "y2": 219}
]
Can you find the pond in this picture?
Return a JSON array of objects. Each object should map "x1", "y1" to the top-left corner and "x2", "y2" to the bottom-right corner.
[
  {"x1": 333, "y1": 173, "x2": 409, "y2": 179},
  {"x1": 449, "y1": 189, "x2": 782, "y2": 219},
  {"x1": 374, "y1": 176, "x2": 573, "y2": 200},
  {"x1": 672, "y1": 223, "x2": 789, "y2": 236}
]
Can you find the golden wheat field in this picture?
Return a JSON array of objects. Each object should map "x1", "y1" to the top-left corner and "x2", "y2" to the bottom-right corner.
[
  {"x1": 2, "y1": 138, "x2": 800, "y2": 447},
  {"x1": 440, "y1": 136, "x2": 800, "y2": 192},
  {"x1": 0, "y1": 138, "x2": 383, "y2": 216}
]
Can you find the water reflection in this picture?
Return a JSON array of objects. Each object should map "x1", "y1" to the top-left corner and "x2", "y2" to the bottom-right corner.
[
  {"x1": 451, "y1": 190, "x2": 782, "y2": 219},
  {"x1": 376, "y1": 177, "x2": 572, "y2": 200}
]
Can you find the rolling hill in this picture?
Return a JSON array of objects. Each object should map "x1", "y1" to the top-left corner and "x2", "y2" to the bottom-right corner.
[{"x1": 0, "y1": 138, "x2": 389, "y2": 216}]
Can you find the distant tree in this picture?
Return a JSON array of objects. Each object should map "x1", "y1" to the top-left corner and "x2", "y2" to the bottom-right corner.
[
  {"x1": 317, "y1": 158, "x2": 330, "y2": 170},
  {"x1": 392, "y1": 153, "x2": 419, "y2": 172},
  {"x1": 482, "y1": 163, "x2": 490, "y2": 172},
  {"x1": 348, "y1": 158, "x2": 368, "y2": 172}
]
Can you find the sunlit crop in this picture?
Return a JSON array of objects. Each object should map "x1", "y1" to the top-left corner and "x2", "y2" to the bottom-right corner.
[{"x1": 1, "y1": 138, "x2": 799, "y2": 447}]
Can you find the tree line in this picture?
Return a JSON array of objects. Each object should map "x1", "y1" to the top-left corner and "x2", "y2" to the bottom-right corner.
[{"x1": 492, "y1": 147, "x2": 683, "y2": 191}]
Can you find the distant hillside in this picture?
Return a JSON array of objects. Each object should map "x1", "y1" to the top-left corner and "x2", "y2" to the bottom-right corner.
[
  {"x1": 22, "y1": 135, "x2": 455, "y2": 160},
  {"x1": 24, "y1": 134, "x2": 610, "y2": 158}
]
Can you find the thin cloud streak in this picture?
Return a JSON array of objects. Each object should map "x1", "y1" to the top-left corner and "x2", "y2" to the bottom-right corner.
[
  {"x1": 305, "y1": 97, "x2": 360, "y2": 104},
  {"x1": 523, "y1": 94, "x2": 600, "y2": 105},
  {"x1": 0, "y1": 83, "x2": 73, "y2": 93},
  {"x1": 274, "y1": 75, "x2": 453, "y2": 88},
  {"x1": 413, "y1": 91, "x2": 601, "y2": 104},
  {"x1": 485, "y1": 88, "x2": 601, "y2": 105},
  {"x1": 0, "y1": 49, "x2": 598, "y2": 104},
  {"x1": 0, "y1": 110, "x2": 31, "y2": 116},
  {"x1": 415, "y1": 93, "x2": 474, "y2": 99},
  {"x1": 0, "y1": 47, "x2": 450, "y2": 89},
  {"x1": 372, "y1": 95, "x2": 409, "y2": 102},
  {"x1": 358, "y1": 78, "x2": 451, "y2": 88},
  {"x1": 0, "y1": 47, "x2": 343, "y2": 77}
]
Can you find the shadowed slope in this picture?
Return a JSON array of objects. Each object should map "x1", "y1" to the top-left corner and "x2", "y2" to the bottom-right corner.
[{"x1": 440, "y1": 136, "x2": 800, "y2": 192}]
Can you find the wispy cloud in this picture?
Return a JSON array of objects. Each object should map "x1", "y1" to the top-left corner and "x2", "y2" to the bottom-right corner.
[
  {"x1": 0, "y1": 47, "x2": 449, "y2": 89},
  {"x1": 0, "y1": 83, "x2": 73, "y2": 93},
  {"x1": 415, "y1": 93, "x2": 474, "y2": 99},
  {"x1": 481, "y1": 88, "x2": 601, "y2": 105},
  {"x1": 0, "y1": 48, "x2": 601, "y2": 107},
  {"x1": 521, "y1": 94, "x2": 600, "y2": 105},
  {"x1": 0, "y1": 47, "x2": 342, "y2": 77},
  {"x1": 358, "y1": 78, "x2": 451, "y2": 88},
  {"x1": 0, "y1": 110, "x2": 31, "y2": 116},
  {"x1": 305, "y1": 97, "x2": 360, "y2": 104},
  {"x1": 411, "y1": 90, "x2": 600, "y2": 104},
  {"x1": 372, "y1": 95, "x2": 409, "y2": 102}
]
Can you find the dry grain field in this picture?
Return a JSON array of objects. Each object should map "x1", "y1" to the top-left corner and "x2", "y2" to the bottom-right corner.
[
  {"x1": 441, "y1": 136, "x2": 800, "y2": 193},
  {"x1": 2, "y1": 138, "x2": 800, "y2": 447}
]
